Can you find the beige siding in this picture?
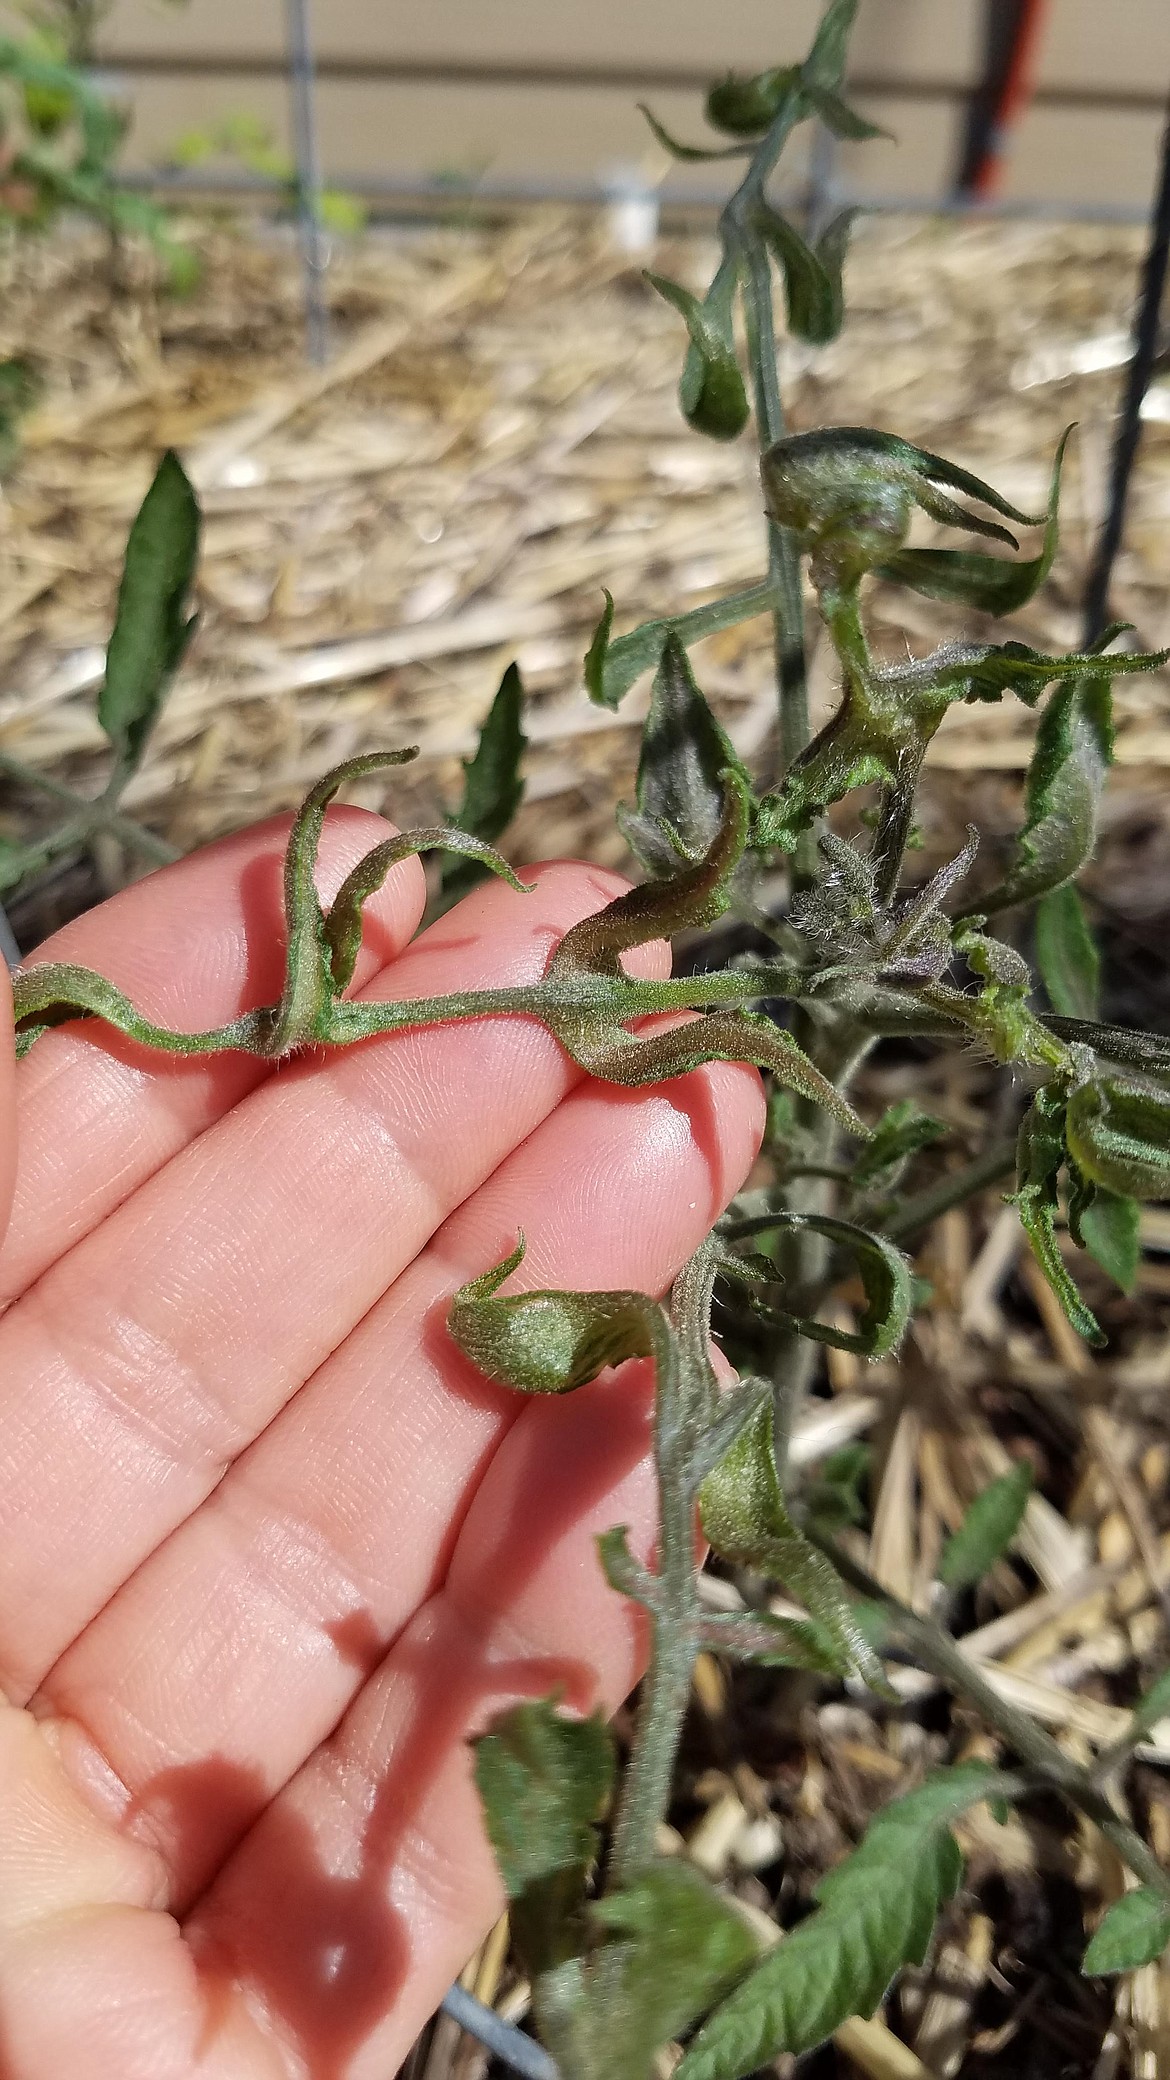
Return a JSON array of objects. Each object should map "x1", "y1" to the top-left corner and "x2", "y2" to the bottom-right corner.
[{"x1": 1, "y1": 0, "x2": 1166, "y2": 208}]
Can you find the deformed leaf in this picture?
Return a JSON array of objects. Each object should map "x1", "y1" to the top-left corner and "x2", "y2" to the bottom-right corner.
[
  {"x1": 99, "y1": 450, "x2": 200, "y2": 777},
  {"x1": 876, "y1": 427, "x2": 1069, "y2": 614},
  {"x1": 760, "y1": 1212, "x2": 914, "y2": 1358},
  {"x1": 1083, "y1": 1889, "x2": 1170, "y2": 1977},
  {"x1": 1012, "y1": 1086, "x2": 1105, "y2": 1348},
  {"x1": 977, "y1": 625, "x2": 1121, "y2": 915},
  {"x1": 699, "y1": 1608, "x2": 854, "y2": 1674},
  {"x1": 676, "y1": 1765, "x2": 1008, "y2": 2080},
  {"x1": 442, "y1": 660, "x2": 527, "y2": 902},
  {"x1": 1036, "y1": 883, "x2": 1100, "y2": 1019},
  {"x1": 618, "y1": 633, "x2": 751, "y2": 874},
  {"x1": 646, "y1": 268, "x2": 749, "y2": 441},
  {"x1": 584, "y1": 580, "x2": 774, "y2": 711},
  {"x1": 590, "y1": 1861, "x2": 759, "y2": 2068},
  {"x1": 1044, "y1": 1018, "x2": 1170, "y2": 1086},
  {"x1": 638, "y1": 102, "x2": 753, "y2": 162},
  {"x1": 449, "y1": 1239, "x2": 662, "y2": 1395},
  {"x1": 700, "y1": 1401, "x2": 885, "y2": 1688},
  {"x1": 754, "y1": 206, "x2": 838, "y2": 346},
  {"x1": 1066, "y1": 1077, "x2": 1170, "y2": 1204},
  {"x1": 474, "y1": 1697, "x2": 614, "y2": 1975},
  {"x1": 801, "y1": 81, "x2": 890, "y2": 140},
  {"x1": 326, "y1": 825, "x2": 532, "y2": 992},
  {"x1": 706, "y1": 67, "x2": 798, "y2": 137},
  {"x1": 938, "y1": 1462, "x2": 1033, "y2": 1591},
  {"x1": 804, "y1": 1442, "x2": 871, "y2": 1535}
]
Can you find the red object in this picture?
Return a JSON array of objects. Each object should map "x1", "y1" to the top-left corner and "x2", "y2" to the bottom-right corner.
[{"x1": 969, "y1": 0, "x2": 1049, "y2": 198}]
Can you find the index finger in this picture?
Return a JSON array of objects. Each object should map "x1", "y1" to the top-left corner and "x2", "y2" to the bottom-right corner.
[{"x1": 1, "y1": 806, "x2": 427, "y2": 1304}]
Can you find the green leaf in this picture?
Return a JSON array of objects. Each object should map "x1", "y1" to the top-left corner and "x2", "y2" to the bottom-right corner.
[
  {"x1": 1044, "y1": 1018, "x2": 1170, "y2": 1086},
  {"x1": 646, "y1": 268, "x2": 749, "y2": 441},
  {"x1": 1121, "y1": 1666, "x2": 1170, "y2": 1748},
  {"x1": 699, "y1": 1606, "x2": 856, "y2": 1673},
  {"x1": 853, "y1": 1099, "x2": 947, "y2": 1189},
  {"x1": 976, "y1": 620, "x2": 1121, "y2": 915},
  {"x1": 938, "y1": 1462, "x2": 1033, "y2": 1591},
  {"x1": 1083, "y1": 1889, "x2": 1170, "y2": 1976},
  {"x1": 590, "y1": 1861, "x2": 759, "y2": 2066},
  {"x1": 1066, "y1": 1077, "x2": 1170, "y2": 1204},
  {"x1": 754, "y1": 206, "x2": 838, "y2": 347},
  {"x1": 325, "y1": 825, "x2": 532, "y2": 992},
  {"x1": 441, "y1": 661, "x2": 527, "y2": 902},
  {"x1": 618, "y1": 634, "x2": 751, "y2": 874},
  {"x1": 1012, "y1": 1087, "x2": 1105, "y2": 1348},
  {"x1": 804, "y1": 1442, "x2": 871, "y2": 1535},
  {"x1": 584, "y1": 580, "x2": 773, "y2": 711},
  {"x1": 801, "y1": 0, "x2": 860, "y2": 91},
  {"x1": 1079, "y1": 1188, "x2": 1140, "y2": 1294},
  {"x1": 1036, "y1": 883, "x2": 1100, "y2": 1019},
  {"x1": 760, "y1": 1212, "x2": 914, "y2": 1358},
  {"x1": 449, "y1": 1239, "x2": 662, "y2": 1395},
  {"x1": 474, "y1": 1698, "x2": 614, "y2": 1975},
  {"x1": 877, "y1": 428, "x2": 1069, "y2": 614},
  {"x1": 637, "y1": 103, "x2": 753, "y2": 162},
  {"x1": 802, "y1": 82, "x2": 890, "y2": 140},
  {"x1": 98, "y1": 450, "x2": 200, "y2": 777},
  {"x1": 700, "y1": 1401, "x2": 885, "y2": 1689},
  {"x1": 676, "y1": 1765, "x2": 1007, "y2": 2080}
]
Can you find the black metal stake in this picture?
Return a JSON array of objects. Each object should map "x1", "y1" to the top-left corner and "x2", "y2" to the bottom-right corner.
[
  {"x1": 1083, "y1": 85, "x2": 1170, "y2": 644},
  {"x1": 285, "y1": 0, "x2": 329, "y2": 366}
]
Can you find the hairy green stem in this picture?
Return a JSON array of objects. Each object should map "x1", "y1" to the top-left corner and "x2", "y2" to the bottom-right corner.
[
  {"x1": 880, "y1": 1139, "x2": 1018, "y2": 1243},
  {"x1": 607, "y1": 1315, "x2": 699, "y2": 1887},
  {"x1": 825, "y1": 1540, "x2": 1170, "y2": 1904}
]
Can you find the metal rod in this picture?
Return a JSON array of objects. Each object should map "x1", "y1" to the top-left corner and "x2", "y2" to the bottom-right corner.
[
  {"x1": 1083, "y1": 85, "x2": 1170, "y2": 643},
  {"x1": 284, "y1": 0, "x2": 329, "y2": 365},
  {"x1": 0, "y1": 903, "x2": 19, "y2": 971},
  {"x1": 438, "y1": 1984, "x2": 558, "y2": 2080}
]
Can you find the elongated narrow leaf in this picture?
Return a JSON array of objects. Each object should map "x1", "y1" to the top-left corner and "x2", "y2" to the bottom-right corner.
[
  {"x1": 1083, "y1": 1889, "x2": 1170, "y2": 1976},
  {"x1": 1012, "y1": 1087, "x2": 1104, "y2": 1348},
  {"x1": 1079, "y1": 1188, "x2": 1140, "y2": 1294},
  {"x1": 755, "y1": 206, "x2": 837, "y2": 345},
  {"x1": 802, "y1": 81, "x2": 889, "y2": 140},
  {"x1": 938, "y1": 1463, "x2": 1033, "y2": 1591},
  {"x1": 699, "y1": 1608, "x2": 853, "y2": 1673},
  {"x1": 442, "y1": 661, "x2": 527, "y2": 901},
  {"x1": 1044, "y1": 1017, "x2": 1170, "y2": 1085},
  {"x1": 700, "y1": 1401, "x2": 885, "y2": 1688},
  {"x1": 1119, "y1": 1666, "x2": 1170, "y2": 1749},
  {"x1": 764, "y1": 1212, "x2": 914, "y2": 1358},
  {"x1": 853, "y1": 1099, "x2": 947, "y2": 1188},
  {"x1": 876, "y1": 428, "x2": 1069, "y2": 614},
  {"x1": 618, "y1": 634, "x2": 751, "y2": 874},
  {"x1": 449, "y1": 1240, "x2": 661, "y2": 1394},
  {"x1": 638, "y1": 103, "x2": 752, "y2": 162},
  {"x1": 584, "y1": 580, "x2": 773, "y2": 711},
  {"x1": 590, "y1": 1862, "x2": 759, "y2": 2070},
  {"x1": 646, "y1": 269, "x2": 749, "y2": 441},
  {"x1": 1036, "y1": 882, "x2": 1100, "y2": 1019},
  {"x1": 676, "y1": 1765, "x2": 1008, "y2": 2080},
  {"x1": 474, "y1": 1698, "x2": 613, "y2": 1975},
  {"x1": 99, "y1": 450, "x2": 200, "y2": 776}
]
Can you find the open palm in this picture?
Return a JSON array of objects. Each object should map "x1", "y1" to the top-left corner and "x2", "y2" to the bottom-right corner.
[{"x1": 0, "y1": 799, "x2": 762, "y2": 2080}]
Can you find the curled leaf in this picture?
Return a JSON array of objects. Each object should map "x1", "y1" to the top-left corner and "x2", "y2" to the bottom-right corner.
[
  {"x1": 706, "y1": 66, "x2": 798, "y2": 136},
  {"x1": 638, "y1": 102, "x2": 753, "y2": 162},
  {"x1": 876, "y1": 427, "x2": 1069, "y2": 615},
  {"x1": 449, "y1": 1238, "x2": 662, "y2": 1395},
  {"x1": 700, "y1": 1401, "x2": 885, "y2": 1688},
  {"x1": 1012, "y1": 1086, "x2": 1105, "y2": 1348},
  {"x1": 618, "y1": 634, "x2": 752, "y2": 874},
  {"x1": 1066, "y1": 1076, "x2": 1170, "y2": 1204},
  {"x1": 326, "y1": 826, "x2": 532, "y2": 992},
  {"x1": 474, "y1": 1697, "x2": 613, "y2": 1977},
  {"x1": 589, "y1": 1862, "x2": 760, "y2": 2070},
  {"x1": 1035, "y1": 883, "x2": 1100, "y2": 1020},
  {"x1": 646, "y1": 266, "x2": 749, "y2": 441},
  {"x1": 754, "y1": 206, "x2": 839, "y2": 347}
]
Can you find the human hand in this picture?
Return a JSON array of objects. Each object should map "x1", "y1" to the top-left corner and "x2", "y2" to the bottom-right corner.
[{"x1": 0, "y1": 799, "x2": 762, "y2": 2079}]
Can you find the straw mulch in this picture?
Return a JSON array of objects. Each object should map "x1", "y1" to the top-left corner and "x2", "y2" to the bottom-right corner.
[{"x1": 6, "y1": 210, "x2": 1170, "y2": 2078}]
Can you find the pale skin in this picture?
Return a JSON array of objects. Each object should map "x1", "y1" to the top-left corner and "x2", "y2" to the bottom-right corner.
[{"x1": 0, "y1": 800, "x2": 763, "y2": 2080}]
